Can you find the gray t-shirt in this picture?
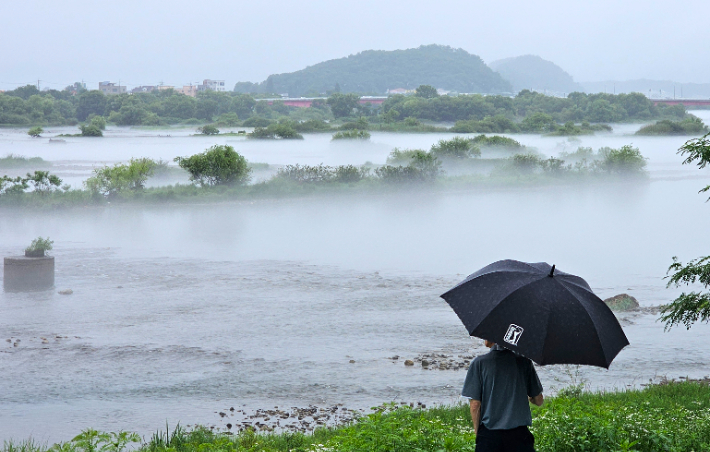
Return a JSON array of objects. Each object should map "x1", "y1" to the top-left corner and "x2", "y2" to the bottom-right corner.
[{"x1": 461, "y1": 346, "x2": 543, "y2": 430}]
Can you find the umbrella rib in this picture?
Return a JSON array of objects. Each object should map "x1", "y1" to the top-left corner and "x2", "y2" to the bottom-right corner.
[{"x1": 550, "y1": 278, "x2": 615, "y2": 368}]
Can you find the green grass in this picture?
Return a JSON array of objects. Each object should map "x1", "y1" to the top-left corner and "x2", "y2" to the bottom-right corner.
[{"x1": 3, "y1": 382, "x2": 709, "y2": 452}]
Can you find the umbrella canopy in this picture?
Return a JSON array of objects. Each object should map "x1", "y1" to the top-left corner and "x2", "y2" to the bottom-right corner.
[{"x1": 441, "y1": 260, "x2": 629, "y2": 368}]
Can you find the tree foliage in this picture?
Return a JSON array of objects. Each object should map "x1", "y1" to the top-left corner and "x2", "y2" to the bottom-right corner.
[
  {"x1": 28, "y1": 126, "x2": 43, "y2": 137},
  {"x1": 430, "y1": 137, "x2": 481, "y2": 159},
  {"x1": 85, "y1": 158, "x2": 157, "y2": 197},
  {"x1": 327, "y1": 93, "x2": 360, "y2": 118},
  {"x1": 677, "y1": 132, "x2": 710, "y2": 197},
  {"x1": 174, "y1": 145, "x2": 251, "y2": 187},
  {"x1": 414, "y1": 85, "x2": 439, "y2": 99},
  {"x1": 660, "y1": 133, "x2": 710, "y2": 330},
  {"x1": 79, "y1": 124, "x2": 103, "y2": 137},
  {"x1": 661, "y1": 257, "x2": 710, "y2": 330}
]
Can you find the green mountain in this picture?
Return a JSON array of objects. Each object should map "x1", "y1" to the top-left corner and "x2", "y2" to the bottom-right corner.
[
  {"x1": 489, "y1": 55, "x2": 582, "y2": 94},
  {"x1": 234, "y1": 45, "x2": 512, "y2": 96}
]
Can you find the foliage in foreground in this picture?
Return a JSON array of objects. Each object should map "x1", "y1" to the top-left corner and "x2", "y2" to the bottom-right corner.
[
  {"x1": 4, "y1": 382, "x2": 710, "y2": 452},
  {"x1": 660, "y1": 132, "x2": 710, "y2": 330}
]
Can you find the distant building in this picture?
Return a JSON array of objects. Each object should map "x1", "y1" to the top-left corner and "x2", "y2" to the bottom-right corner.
[
  {"x1": 179, "y1": 85, "x2": 198, "y2": 97},
  {"x1": 198, "y1": 79, "x2": 226, "y2": 92},
  {"x1": 131, "y1": 86, "x2": 156, "y2": 94},
  {"x1": 156, "y1": 85, "x2": 174, "y2": 91},
  {"x1": 386, "y1": 88, "x2": 414, "y2": 95},
  {"x1": 99, "y1": 81, "x2": 127, "y2": 95}
]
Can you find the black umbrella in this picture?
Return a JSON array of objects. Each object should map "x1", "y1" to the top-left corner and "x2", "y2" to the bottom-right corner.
[{"x1": 441, "y1": 260, "x2": 629, "y2": 368}]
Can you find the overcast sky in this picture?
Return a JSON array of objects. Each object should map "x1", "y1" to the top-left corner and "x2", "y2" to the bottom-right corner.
[{"x1": 2, "y1": 0, "x2": 708, "y2": 91}]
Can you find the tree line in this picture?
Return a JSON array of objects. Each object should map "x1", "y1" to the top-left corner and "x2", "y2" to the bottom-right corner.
[{"x1": 0, "y1": 83, "x2": 691, "y2": 129}]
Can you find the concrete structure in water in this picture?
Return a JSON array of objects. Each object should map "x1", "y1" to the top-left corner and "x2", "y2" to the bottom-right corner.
[{"x1": 3, "y1": 256, "x2": 55, "y2": 292}]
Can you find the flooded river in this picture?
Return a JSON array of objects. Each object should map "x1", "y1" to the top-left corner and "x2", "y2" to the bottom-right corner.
[{"x1": 1, "y1": 117, "x2": 710, "y2": 442}]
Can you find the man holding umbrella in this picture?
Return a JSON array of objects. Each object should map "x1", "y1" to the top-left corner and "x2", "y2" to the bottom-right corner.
[
  {"x1": 442, "y1": 260, "x2": 629, "y2": 452},
  {"x1": 461, "y1": 339, "x2": 543, "y2": 452}
]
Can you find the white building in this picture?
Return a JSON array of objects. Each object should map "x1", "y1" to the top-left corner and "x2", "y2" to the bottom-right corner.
[{"x1": 198, "y1": 79, "x2": 226, "y2": 92}]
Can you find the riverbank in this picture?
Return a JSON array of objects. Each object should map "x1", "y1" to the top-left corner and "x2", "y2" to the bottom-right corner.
[{"x1": 4, "y1": 381, "x2": 709, "y2": 452}]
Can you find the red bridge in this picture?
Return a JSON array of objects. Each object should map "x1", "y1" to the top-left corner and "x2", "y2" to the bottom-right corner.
[
  {"x1": 266, "y1": 97, "x2": 387, "y2": 108},
  {"x1": 653, "y1": 99, "x2": 710, "y2": 107}
]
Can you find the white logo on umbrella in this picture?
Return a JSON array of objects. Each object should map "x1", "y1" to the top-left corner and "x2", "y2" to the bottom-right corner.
[{"x1": 504, "y1": 324, "x2": 524, "y2": 345}]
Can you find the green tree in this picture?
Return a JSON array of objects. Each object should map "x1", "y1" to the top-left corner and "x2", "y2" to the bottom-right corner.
[
  {"x1": 520, "y1": 112, "x2": 557, "y2": 133},
  {"x1": 198, "y1": 124, "x2": 220, "y2": 135},
  {"x1": 415, "y1": 85, "x2": 439, "y2": 99},
  {"x1": 660, "y1": 133, "x2": 710, "y2": 329},
  {"x1": 85, "y1": 158, "x2": 157, "y2": 197},
  {"x1": 76, "y1": 91, "x2": 107, "y2": 121},
  {"x1": 79, "y1": 124, "x2": 103, "y2": 137},
  {"x1": 28, "y1": 126, "x2": 43, "y2": 137},
  {"x1": 598, "y1": 145, "x2": 647, "y2": 174},
  {"x1": 174, "y1": 145, "x2": 251, "y2": 186},
  {"x1": 327, "y1": 93, "x2": 360, "y2": 118},
  {"x1": 90, "y1": 116, "x2": 106, "y2": 130}
]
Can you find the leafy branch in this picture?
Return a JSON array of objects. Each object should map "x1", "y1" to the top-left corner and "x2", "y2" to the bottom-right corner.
[{"x1": 660, "y1": 256, "x2": 710, "y2": 330}]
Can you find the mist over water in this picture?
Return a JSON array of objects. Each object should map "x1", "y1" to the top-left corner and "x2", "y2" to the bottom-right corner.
[{"x1": 2, "y1": 117, "x2": 710, "y2": 441}]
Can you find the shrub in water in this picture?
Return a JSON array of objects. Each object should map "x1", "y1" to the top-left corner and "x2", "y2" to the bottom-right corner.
[
  {"x1": 79, "y1": 124, "x2": 103, "y2": 137},
  {"x1": 85, "y1": 158, "x2": 157, "y2": 197},
  {"x1": 332, "y1": 130, "x2": 370, "y2": 140},
  {"x1": 27, "y1": 126, "x2": 43, "y2": 137},
  {"x1": 198, "y1": 124, "x2": 219, "y2": 135},
  {"x1": 598, "y1": 145, "x2": 647, "y2": 174},
  {"x1": 430, "y1": 137, "x2": 481, "y2": 159},
  {"x1": 471, "y1": 134, "x2": 523, "y2": 149},
  {"x1": 174, "y1": 145, "x2": 251, "y2": 186}
]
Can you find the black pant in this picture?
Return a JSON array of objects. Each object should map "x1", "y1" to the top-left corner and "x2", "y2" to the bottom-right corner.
[{"x1": 475, "y1": 424, "x2": 535, "y2": 452}]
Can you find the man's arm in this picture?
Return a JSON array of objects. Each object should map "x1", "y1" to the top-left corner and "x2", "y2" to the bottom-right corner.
[
  {"x1": 528, "y1": 393, "x2": 544, "y2": 406},
  {"x1": 469, "y1": 399, "x2": 481, "y2": 434}
]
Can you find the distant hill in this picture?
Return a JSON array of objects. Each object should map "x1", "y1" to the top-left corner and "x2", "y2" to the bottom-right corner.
[
  {"x1": 581, "y1": 79, "x2": 710, "y2": 98},
  {"x1": 489, "y1": 55, "x2": 583, "y2": 95},
  {"x1": 233, "y1": 45, "x2": 512, "y2": 96}
]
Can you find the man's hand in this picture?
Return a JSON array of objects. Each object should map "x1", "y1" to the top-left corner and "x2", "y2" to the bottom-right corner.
[
  {"x1": 469, "y1": 399, "x2": 481, "y2": 434},
  {"x1": 529, "y1": 393, "x2": 544, "y2": 406}
]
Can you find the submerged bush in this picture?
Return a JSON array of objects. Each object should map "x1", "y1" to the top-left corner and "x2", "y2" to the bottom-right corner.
[
  {"x1": 471, "y1": 134, "x2": 524, "y2": 149},
  {"x1": 27, "y1": 126, "x2": 43, "y2": 137},
  {"x1": 636, "y1": 116, "x2": 709, "y2": 136},
  {"x1": 79, "y1": 124, "x2": 103, "y2": 137},
  {"x1": 248, "y1": 123, "x2": 303, "y2": 139},
  {"x1": 175, "y1": 145, "x2": 251, "y2": 186},
  {"x1": 430, "y1": 137, "x2": 481, "y2": 159},
  {"x1": 197, "y1": 124, "x2": 219, "y2": 135},
  {"x1": 85, "y1": 158, "x2": 157, "y2": 197},
  {"x1": 598, "y1": 144, "x2": 647, "y2": 174},
  {"x1": 386, "y1": 148, "x2": 427, "y2": 165},
  {"x1": 332, "y1": 129, "x2": 370, "y2": 140}
]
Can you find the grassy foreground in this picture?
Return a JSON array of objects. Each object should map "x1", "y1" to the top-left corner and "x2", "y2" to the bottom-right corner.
[{"x1": 3, "y1": 382, "x2": 709, "y2": 452}]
